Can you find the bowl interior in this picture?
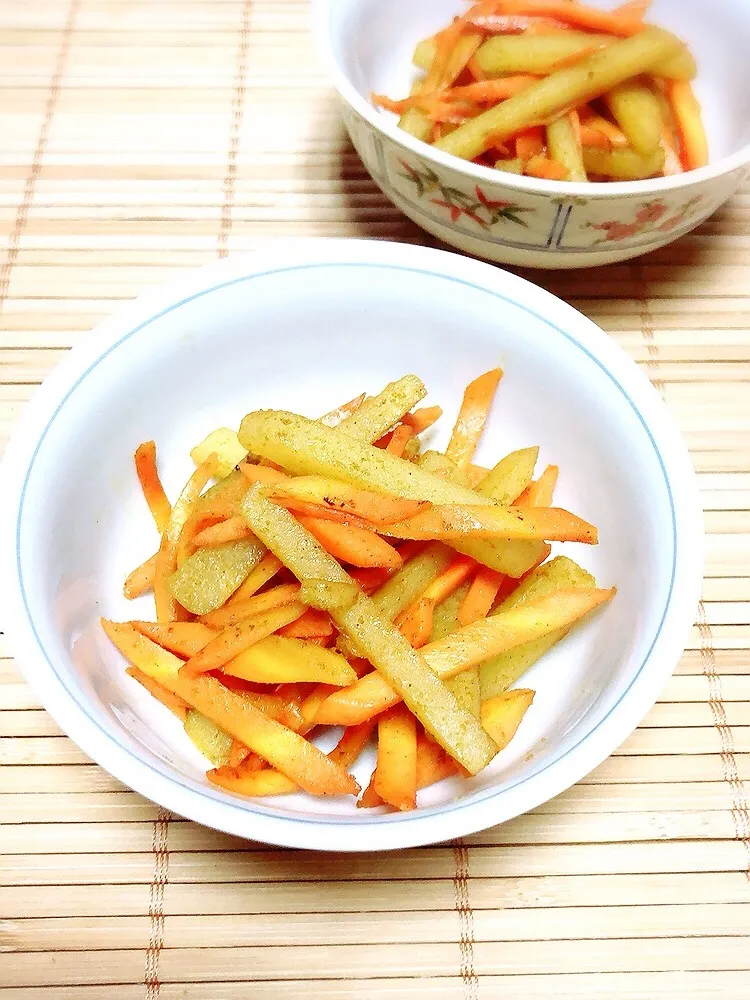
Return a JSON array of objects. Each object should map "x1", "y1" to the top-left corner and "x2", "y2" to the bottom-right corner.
[
  {"x1": 330, "y1": 0, "x2": 750, "y2": 162},
  {"x1": 14, "y1": 256, "x2": 677, "y2": 831}
]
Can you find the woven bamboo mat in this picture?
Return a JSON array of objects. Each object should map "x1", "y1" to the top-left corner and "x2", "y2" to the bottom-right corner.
[{"x1": 1, "y1": 1, "x2": 749, "y2": 997}]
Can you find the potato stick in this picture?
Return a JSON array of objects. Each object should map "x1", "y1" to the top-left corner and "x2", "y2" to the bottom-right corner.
[
  {"x1": 396, "y1": 597, "x2": 434, "y2": 649},
  {"x1": 277, "y1": 608, "x2": 335, "y2": 640},
  {"x1": 297, "y1": 514, "x2": 403, "y2": 570},
  {"x1": 431, "y1": 581, "x2": 481, "y2": 718},
  {"x1": 319, "y1": 392, "x2": 367, "y2": 428},
  {"x1": 314, "y1": 587, "x2": 614, "y2": 726},
  {"x1": 373, "y1": 705, "x2": 418, "y2": 811},
  {"x1": 416, "y1": 449, "x2": 461, "y2": 480},
  {"x1": 299, "y1": 579, "x2": 359, "y2": 612},
  {"x1": 184, "y1": 709, "x2": 234, "y2": 767},
  {"x1": 517, "y1": 464, "x2": 559, "y2": 507},
  {"x1": 168, "y1": 538, "x2": 266, "y2": 616},
  {"x1": 605, "y1": 79, "x2": 662, "y2": 156},
  {"x1": 267, "y1": 477, "x2": 430, "y2": 526},
  {"x1": 385, "y1": 423, "x2": 414, "y2": 458},
  {"x1": 657, "y1": 45, "x2": 697, "y2": 82},
  {"x1": 190, "y1": 428, "x2": 248, "y2": 479},
  {"x1": 241, "y1": 488, "x2": 498, "y2": 775},
  {"x1": 494, "y1": 157, "x2": 525, "y2": 174},
  {"x1": 667, "y1": 80, "x2": 708, "y2": 171},
  {"x1": 155, "y1": 455, "x2": 218, "y2": 622},
  {"x1": 423, "y1": 18, "x2": 487, "y2": 93},
  {"x1": 582, "y1": 144, "x2": 665, "y2": 179},
  {"x1": 459, "y1": 567, "x2": 505, "y2": 626},
  {"x1": 436, "y1": 27, "x2": 683, "y2": 161},
  {"x1": 200, "y1": 583, "x2": 302, "y2": 629},
  {"x1": 475, "y1": 447, "x2": 539, "y2": 504},
  {"x1": 381, "y1": 503, "x2": 597, "y2": 544},
  {"x1": 475, "y1": 32, "x2": 611, "y2": 77},
  {"x1": 102, "y1": 620, "x2": 358, "y2": 796},
  {"x1": 180, "y1": 603, "x2": 307, "y2": 677},
  {"x1": 337, "y1": 375, "x2": 426, "y2": 443},
  {"x1": 126, "y1": 666, "x2": 189, "y2": 720},
  {"x1": 132, "y1": 620, "x2": 216, "y2": 657},
  {"x1": 659, "y1": 116, "x2": 683, "y2": 176},
  {"x1": 228, "y1": 552, "x2": 283, "y2": 605},
  {"x1": 481, "y1": 689, "x2": 535, "y2": 749},
  {"x1": 479, "y1": 555, "x2": 594, "y2": 699},
  {"x1": 124, "y1": 553, "x2": 157, "y2": 599},
  {"x1": 467, "y1": 463, "x2": 492, "y2": 487},
  {"x1": 547, "y1": 114, "x2": 587, "y2": 181},
  {"x1": 238, "y1": 410, "x2": 548, "y2": 576},
  {"x1": 402, "y1": 405, "x2": 443, "y2": 434},
  {"x1": 134, "y1": 441, "x2": 171, "y2": 533},
  {"x1": 366, "y1": 542, "x2": 455, "y2": 624},
  {"x1": 222, "y1": 635, "x2": 356, "y2": 686}
]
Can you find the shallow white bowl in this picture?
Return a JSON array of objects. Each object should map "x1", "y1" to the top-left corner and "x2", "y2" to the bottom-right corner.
[
  {"x1": 0, "y1": 240, "x2": 703, "y2": 850},
  {"x1": 315, "y1": 0, "x2": 750, "y2": 267}
]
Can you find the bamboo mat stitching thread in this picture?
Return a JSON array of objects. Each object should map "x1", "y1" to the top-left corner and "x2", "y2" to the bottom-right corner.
[
  {"x1": 452, "y1": 839, "x2": 480, "y2": 998},
  {"x1": 144, "y1": 805, "x2": 172, "y2": 998},
  {"x1": 0, "y1": 0, "x2": 79, "y2": 317},
  {"x1": 217, "y1": 0, "x2": 253, "y2": 259},
  {"x1": 635, "y1": 262, "x2": 750, "y2": 879}
]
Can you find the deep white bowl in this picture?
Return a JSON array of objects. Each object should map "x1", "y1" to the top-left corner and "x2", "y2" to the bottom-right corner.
[
  {"x1": 0, "y1": 240, "x2": 703, "y2": 850},
  {"x1": 315, "y1": 0, "x2": 750, "y2": 267}
]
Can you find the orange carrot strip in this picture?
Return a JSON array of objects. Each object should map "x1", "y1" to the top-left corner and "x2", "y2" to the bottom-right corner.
[
  {"x1": 373, "y1": 705, "x2": 417, "y2": 811},
  {"x1": 200, "y1": 583, "x2": 302, "y2": 629},
  {"x1": 467, "y1": 13, "x2": 570, "y2": 33},
  {"x1": 395, "y1": 597, "x2": 434, "y2": 650},
  {"x1": 357, "y1": 774, "x2": 384, "y2": 808},
  {"x1": 381, "y1": 502, "x2": 595, "y2": 543},
  {"x1": 548, "y1": 44, "x2": 602, "y2": 72},
  {"x1": 296, "y1": 515, "x2": 403, "y2": 570},
  {"x1": 132, "y1": 621, "x2": 216, "y2": 657},
  {"x1": 492, "y1": 0, "x2": 646, "y2": 37},
  {"x1": 445, "y1": 368, "x2": 503, "y2": 470},
  {"x1": 272, "y1": 496, "x2": 378, "y2": 531},
  {"x1": 277, "y1": 608, "x2": 335, "y2": 641},
  {"x1": 515, "y1": 127, "x2": 545, "y2": 161},
  {"x1": 516, "y1": 464, "x2": 559, "y2": 507},
  {"x1": 402, "y1": 406, "x2": 443, "y2": 434},
  {"x1": 319, "y1": 392, "x2": 367, "y2": 427},
  {"x1": 227, "y1": 740, "x2": 253, "y2": 769},
  {"x1": 416, "y1": 732, "x2": 458, "y2": 789},
  {"x1": 525, "y1": 154, "x2": 569, "y2": 180},
  {"x1": 579, "y1": 123, "x2": 611, "y2": 149},
  {"x1": 216, "y1": 678, "x2": 304, "y2": 730},
  {"x1": 180, "y1": 602, "x2": 306, "y2": 677},
  {"x1": 102, "y1": 620, "x2": 357, "y2": 796},
  {"x1": 126, "y1": 666, "x2": 189, "y2": 720},
  {"x1": 192, "y1": 515, "x2": 253, "y2": 548},
  {"x1": 238, "y1": 463, "x2": 290, "y2": 487},
  {"x1": 458, "y1": 566, "x2": 505, "y2": 626},
  {"x1": 348, "y1": 566, "x2": 392, "y2": 595},
  {"x1": 584, "y1": 114, "x2": 628, "y2": 148},
  {"x1": 134, "y1": 441, "x2": 171, "y2": 534},
  {"x1": 467, "y1": 54, "x2": 487, "y2": 81},
  {"x1": 667, "y1": 80, "x2": 708, "y2": 171},
  {"x1": 328, "y1": 719, "x2": 378, "y2": 767},
  {"x1": 298, "y1": 682, "x2": 337, "y2": 734},
  {"x1": 154, "y1": 455, "x2": 218, "y2": 623},
  {"x1": 436, "y1": 76, "x2": 539, "y2": 106},
  {"x1": 268, "y1": 480, "x2": 430, "y2": 527},
  {"x1": 228, "y1": 553, "x2": 283, "y2": 605},
  {"x1": 385, "y1": 423, "x2": 414, "y2": 458},
  {"x1": 123, "y1": 553, "x2": 157, "y2": 599},
  {"x1": 423, "y1": 555, "x2": 477, "y2": 605},
  {"x1": 481, "y1": 688, "x2": 535, "y2": 748},
  {"x1": 422, "y1": 0, "x2": 496, "y2": 93}
]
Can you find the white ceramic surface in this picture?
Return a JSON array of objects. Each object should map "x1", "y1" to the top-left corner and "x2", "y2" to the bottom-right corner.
[
  {"x1": 315, "y1": 0, "x2": 750, "y2": 267},
  {"x1": 0, "y1": 240, "x2": 703, "y2": 850}
]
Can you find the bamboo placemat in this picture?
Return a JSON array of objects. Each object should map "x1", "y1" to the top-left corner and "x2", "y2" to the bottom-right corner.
[{"x1": 1, "y1": 1, "x2": 749, "y2": 997}]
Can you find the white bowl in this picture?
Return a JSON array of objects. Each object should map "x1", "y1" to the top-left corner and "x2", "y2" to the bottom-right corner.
[
  {"x1": 315, "y1": 0, "x2": 750, "y2": 268},
  {"x1": 0, "y1": 240, "x2": 703, "y2": 850}
]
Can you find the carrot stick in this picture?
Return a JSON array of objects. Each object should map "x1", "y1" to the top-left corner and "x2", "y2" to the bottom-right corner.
[
  {"x1": 402, "y1": 406, "x2": 443, "y2": 434},
  {"x1": 467, "y1": 54, "x2": 488, "y2": 81},
  {"x1": 132, "y1": 620, "x2": 216, "y2": 657},
  {"x1": 348, "y1": 566, "x2": 392, "y2": 594},
  {"x1": 395, "y1": 597, "x2": 434, "y2": 650},
  {"x1": 277, "y1": 608, "x2": 335, "y2": 640},
  {"x1": 328, "y1": 719, "x2": 378, "y2": 767},
  {"x1": 582, "y1": 113, "x2": 628, "y2": 148},
  {"x1": 238, "y1": 463, "x2": 290, "y2": 487},
  {"x1": 268, "y1": 478, "x2": 430, "y2": 526},
  {"x1": 516, "y1": 464, "x2": 559, "y2": 507},
  {"x1": 373, "y1": 705, "x2": 418, "y2": 811},
  {"x1": 357, "y1": 773, "x2": 384, "y2": 808},
  {"x1": 298, "y1": 682, "x2": 338, "y2": 734},
  {"x1": 319, "y1": 392, "x2": 367, "y2": 428},
  {"x1": 180, "y1": 602, "x2": 306, "y2": 677},
  {"x1": 381, "y1": 502, "x2": 596, "y2": 544},
  {"x1": 296, "y1": 515, "x2": 403, "y2": 570},
  {"x1": 525, "y1": 154, "x2": 569, "y2": 180},
  {"x1": 154, "y1": 455, "x2": 218, "y2": 623},
  {"x1": 667, "y1": 79, "x2": 708, "y2": 171},
  {"x1": 126, "y1": 666, "x2": 189, "y2": 720},
  {"x1": 123, "y1": 553, "x2": 157, "y2": 599},
  {"x1": 579, "y1": 124, "x2": 611, "y2": 149},
  {"x1": 200, "y1": 583, "x2": 302, "y2": 629},
  {"x1": 515, "y1": 127, "x2": 545, "y2": 162},
  {"x1": 134, "y1": 441, "x2": 171, "y2": 534},
  {"x1": 416, "y1": 732, "x2": 458, "y2": 788},
  {"x1": 192, "y1": 515, "x2": 253, "y2": 548},
  {"x1": 227, "y1": 740, "x2": 253, "y2": 769},
  {"x1": 445, "y1": 368, "x2": 503, "y2": 470},
  {"x1": 458, "y1": 566, "x2": 505, "y2": 625},
  {"x1": 492, "y1": 0, "x2": 647, "y2": 37},
  {"x1": 273, "y1": 497, "x2": 378, "y2": 531},
  {"x1": 385, "y1": 424, "x2": 414, "y2": 458},
  {"x1": 421, "y1": 555, "x2": 477, "y2": 605},
  {"x1": 227, "y1": 553, "x2": 283, "y2": 605},
  {"x1": 467, "y1": 13, "x2": 571, "y2": 33}
]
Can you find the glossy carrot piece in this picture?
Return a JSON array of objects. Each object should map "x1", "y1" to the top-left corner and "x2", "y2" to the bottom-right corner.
[
  {"x1": 458, "y1": 567, "x2": 505, "y2": 625},
  {"x1": 123, "y1": 553, "x2": 157, "y2": 599},
  {"x1": 126, "y1": 666, "x2": 189, "y2": 720},
  {"x1": 296, "y1": 515, "x2": 403, "y2": 570},
  {"x1": 134, "y1": 441, "x2": 171, "y2": 533},
  {"x1": 373, "y1": 705, "x2": 418, "y2": 811},
  {"x1": 445, "y1": 368, "x2": 503, "y2": 470}
]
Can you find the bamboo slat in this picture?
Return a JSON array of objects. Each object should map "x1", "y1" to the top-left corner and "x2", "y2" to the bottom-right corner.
[{"x1": 1, "y1": 0, "x2": 749, "y2": 995}]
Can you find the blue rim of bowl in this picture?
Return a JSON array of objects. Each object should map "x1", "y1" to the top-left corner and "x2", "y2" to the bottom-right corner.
[{"x1": 14, "y1": 260, "x2": 677, "y2": 826}]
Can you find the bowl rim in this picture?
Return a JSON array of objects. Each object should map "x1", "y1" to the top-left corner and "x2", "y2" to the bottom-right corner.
[
  {"x1": 312, "y1": 0, "x2": 750, "y2": 199},
  {"x1": 0, "y1": 239, "x2": 704, "y2": 851}
]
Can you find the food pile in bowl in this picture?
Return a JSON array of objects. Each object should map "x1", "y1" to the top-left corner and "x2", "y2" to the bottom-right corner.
[
  {"x1": 372, "y1": 0, "x2": 706, "y2": 183},
  {"x1": 102, "y1": 369, "x2": 614, "y2": 813}
]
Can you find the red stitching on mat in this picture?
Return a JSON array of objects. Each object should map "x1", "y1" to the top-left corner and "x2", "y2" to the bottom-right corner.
[
  {"x1": 453, "y1": 839, "x2": 480, "y2": 999},
  {"x1": 144, "y1": 806, "x2": 172, "y2": 998}
]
